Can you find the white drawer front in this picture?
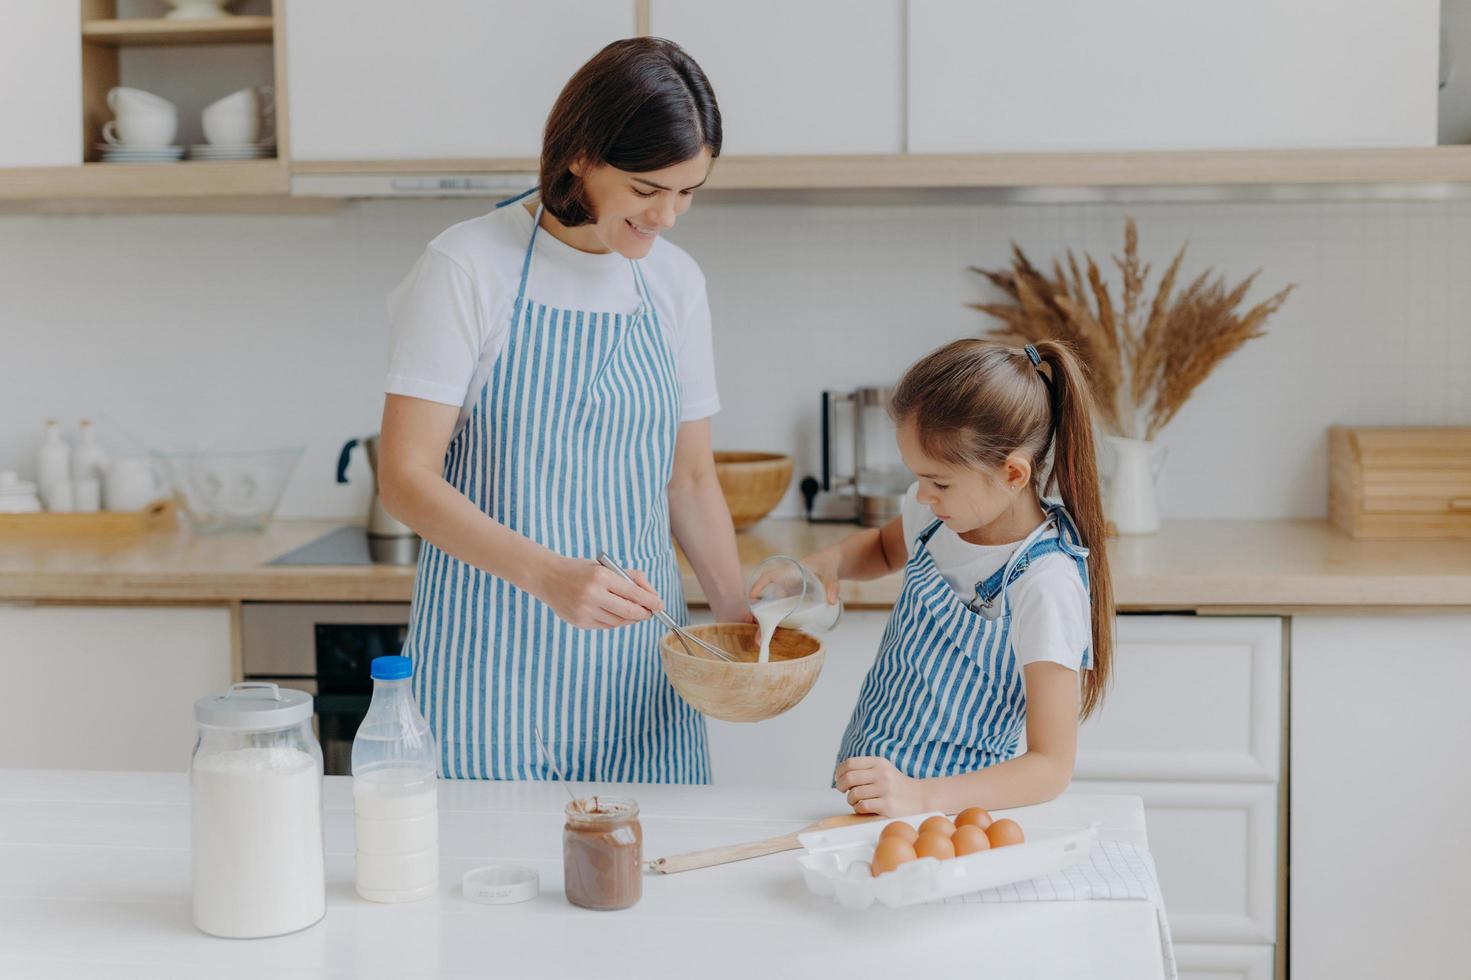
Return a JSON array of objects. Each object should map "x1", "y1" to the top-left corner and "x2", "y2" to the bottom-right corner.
[
  {"x1": 1076, "y1": 616, "x2": 1282, "y2": 782},
  {"x1": 1176, "y1": 943, "x2": 1275, "y2": 980},
  {"x1": 1071, "y1": 781, "x2": 1278, "y2": 945}
]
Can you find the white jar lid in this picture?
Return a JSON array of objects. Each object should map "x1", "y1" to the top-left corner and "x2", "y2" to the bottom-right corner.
[
  {"x1": 195, "y1": 682, "x2": 313, "y2": 731},
  {"x1": 463, "y1": 864, "x2": 539, "y2": 905}
]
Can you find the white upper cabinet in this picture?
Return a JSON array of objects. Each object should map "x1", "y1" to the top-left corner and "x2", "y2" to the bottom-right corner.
[
  {"x1": 0, "y1": 1, "x2": 81, "y2": 167},
  {"x1": 908, "y1": 0, "x2": 1439, "y2": 153},
  {"x1": 284, "y1": 0, "x2": 636, "y2": 161},
  {"x1": 650, "y1": 0, "x2": 904, "y2": 155}
]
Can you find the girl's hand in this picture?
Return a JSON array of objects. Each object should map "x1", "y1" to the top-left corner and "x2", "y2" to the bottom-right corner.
[
  {"x1": 803, "y1": 548, "x2": 842, "y2": 604},
  {"x1": 532, "y1": 555, "x2": 663, "y2": 630},
  {"x1": 835, "y1": 756, "x2": 927, "y2": 817},
  {"x1": 747, "y1": 549, "x2": 843, "y2": 605}
]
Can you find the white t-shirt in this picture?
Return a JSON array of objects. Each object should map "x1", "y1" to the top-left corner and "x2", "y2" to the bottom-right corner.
[
  {"x1": 384, "y1": 200, "x2": 720, "y2": 422},
  {"x1": 899, "y1": 484, "x2": 1091, "y2": 673}
]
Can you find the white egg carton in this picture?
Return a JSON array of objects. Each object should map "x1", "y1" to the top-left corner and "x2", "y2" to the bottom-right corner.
[{"x1": 796, "y1": 811, "x2": 1096, "y2": 910}]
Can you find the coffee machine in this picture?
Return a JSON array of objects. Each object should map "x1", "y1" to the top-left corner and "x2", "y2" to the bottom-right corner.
[
  {"x1": 337, "y1": 435, "x2": 421, "y2": 565},
  {"x1": 807, "y1": 386, "x2": 913, "y2": 526}
]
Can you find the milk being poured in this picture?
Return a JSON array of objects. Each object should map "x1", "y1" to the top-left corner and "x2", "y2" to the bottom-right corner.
[{"x1": 751, "y1": 595, "x2": 802, "y2": 663}]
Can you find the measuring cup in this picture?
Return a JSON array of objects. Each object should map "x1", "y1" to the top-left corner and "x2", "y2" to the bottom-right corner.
[{"x1": 747, "y1": 555, "x2": 842, "y2": 633}]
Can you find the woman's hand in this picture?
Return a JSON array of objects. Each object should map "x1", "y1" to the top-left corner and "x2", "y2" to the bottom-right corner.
[
  {"x1": 835, "y1": 756, "x2": 927, "y2": 817},
  {"x1": 531, "y1": 555, "x2": 664, "y2": 630}
]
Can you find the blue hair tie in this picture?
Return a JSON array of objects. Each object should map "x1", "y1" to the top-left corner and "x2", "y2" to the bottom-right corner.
[{"x1": 1023, "y1": 344, "x2": 1042, "y2": 367}]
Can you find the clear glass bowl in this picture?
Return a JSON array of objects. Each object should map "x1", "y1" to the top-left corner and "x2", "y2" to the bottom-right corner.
[{"x1": 157, "y1": 447, "x2": 302, "y2": 532}]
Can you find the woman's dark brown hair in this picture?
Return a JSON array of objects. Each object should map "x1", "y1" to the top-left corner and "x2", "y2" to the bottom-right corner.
[
  {"x1": 890, "y1": 339, "x2": 1115, "y2": 719},
  {"x1": 540, "y1": 37, "x2": 721, "y2": 227}
]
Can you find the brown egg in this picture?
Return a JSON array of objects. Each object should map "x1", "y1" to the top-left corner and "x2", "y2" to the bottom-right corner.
[
  {"x1": 918, "y1": 815, "x2": 956, "y2": 838},
  {"x1": 955, "y1": 806, "x2": 993, "y2": 832},
  {"x1": 986, "y1": 818, "x2": 1025, "y2": 848},
  {"x1": 879, "y1": 821, "x2": 918, "y2": 845},
  {"x1": 914, "y1": 831, "x2": 956, "y2": 861},
  {"x1": 870, "y1": 837, "x2": 918, "y2": 877},
  {"x1": 952, "y1": 824, "x2": 991, "y2": 856}
]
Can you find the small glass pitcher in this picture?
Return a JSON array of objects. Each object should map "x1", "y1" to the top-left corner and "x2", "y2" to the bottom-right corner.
[{"x1": 747, "y1": 555, "x2": 842, "y2": 633}]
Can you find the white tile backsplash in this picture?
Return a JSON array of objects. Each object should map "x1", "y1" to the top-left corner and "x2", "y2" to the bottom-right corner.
[{"x1": 2, "y1": 195, "x2": 1469, "y2": 521}]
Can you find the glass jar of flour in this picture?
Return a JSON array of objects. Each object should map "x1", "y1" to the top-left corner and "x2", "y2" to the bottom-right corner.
[{"x1": 190, "y1": 682, "x2": 325, "y2": 938}]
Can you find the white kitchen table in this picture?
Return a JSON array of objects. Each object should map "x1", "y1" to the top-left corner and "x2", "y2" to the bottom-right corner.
[{"x1": 0, "y1": 770, "x2": 1167, "y2": 979}]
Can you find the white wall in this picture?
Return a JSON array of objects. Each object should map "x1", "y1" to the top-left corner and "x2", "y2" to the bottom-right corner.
[{"x1": 2, "y1": 195, "x2": 1469, "y2": 522}]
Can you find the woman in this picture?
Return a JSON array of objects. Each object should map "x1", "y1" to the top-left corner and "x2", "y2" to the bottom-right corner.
[{"x1": 378, "y1": 38, "x2": 749, "y2": 783}]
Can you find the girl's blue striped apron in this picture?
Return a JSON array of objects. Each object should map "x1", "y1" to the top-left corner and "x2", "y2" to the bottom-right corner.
[
  {"x1": 403, "y1": 191, "x2": 709, "y2": 783},
  {"x1": 836, "y1": 501, "x2": 1091, "y2": 778}
]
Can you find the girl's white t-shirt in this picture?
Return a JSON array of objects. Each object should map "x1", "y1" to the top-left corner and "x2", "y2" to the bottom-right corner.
[
  {"x1": 384, "y1": 200, "x2": 720, "y2": 422},
  {"x1": 899, "y1": 484, "x2": 1092, "y2": 673}
]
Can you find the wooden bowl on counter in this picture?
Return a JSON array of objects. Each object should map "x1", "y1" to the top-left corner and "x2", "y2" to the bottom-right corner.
[
  {"x1": 659, "y1": 623, "x2": 824, "y2": 723},
  {"x1": 714, "y1": 451, "x2": 793, "y2": 530}
]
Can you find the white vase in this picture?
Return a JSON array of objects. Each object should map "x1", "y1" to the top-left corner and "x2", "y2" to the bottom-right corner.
[{"x1": 1103, "y1": 436, "x2": 1166, "y2": 535}]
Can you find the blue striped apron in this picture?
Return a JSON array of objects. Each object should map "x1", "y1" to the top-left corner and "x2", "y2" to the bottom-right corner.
[
  {"x1": 836, "y1": 501, "x2": 1091, "y2": 778},
  {"x1": 403, "y1": 191, "x2": 709, "y2": 783}
]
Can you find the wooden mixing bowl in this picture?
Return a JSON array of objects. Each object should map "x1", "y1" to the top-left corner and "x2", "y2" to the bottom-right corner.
[
  {"x1": 659, "y1": 623, "x2": 824, "y2": 723},
  {"x1": 713, "y1": 452, "x2": 793, "y2": 530}
]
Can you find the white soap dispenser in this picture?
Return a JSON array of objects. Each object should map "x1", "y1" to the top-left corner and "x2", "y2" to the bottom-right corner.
[
  {"x1": 72, "y1": 419, "x2": 107, "y2": 480},
  {"x1": 71, "y1": 420, "x2": 107, "y2": 512},
  {"x1": 36, "y1": 420, "x2": 72, "y2": 510}
]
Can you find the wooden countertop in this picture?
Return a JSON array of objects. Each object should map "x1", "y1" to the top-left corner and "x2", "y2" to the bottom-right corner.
[{"x1": 1, "y1": 517, "x2": 1469, "y2": 610}]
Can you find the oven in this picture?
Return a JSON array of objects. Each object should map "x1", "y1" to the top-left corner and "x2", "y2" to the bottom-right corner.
[{"x1": 240, "y1": 602, "x2": 411, "y2": 775}]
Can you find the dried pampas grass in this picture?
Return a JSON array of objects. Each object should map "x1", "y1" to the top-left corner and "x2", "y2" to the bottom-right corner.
[{"x1": 971, "y1": 219, "x2": 1294, "y2": 441}]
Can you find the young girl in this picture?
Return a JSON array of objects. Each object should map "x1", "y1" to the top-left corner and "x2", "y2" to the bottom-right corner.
[{"x1": 813, "y1": 339, "x2": 1114, "y2": 817}]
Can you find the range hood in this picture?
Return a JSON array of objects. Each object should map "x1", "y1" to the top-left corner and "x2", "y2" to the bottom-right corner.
[{"x1": 290, "y1": 171, "x2": 537, "y2": 199}]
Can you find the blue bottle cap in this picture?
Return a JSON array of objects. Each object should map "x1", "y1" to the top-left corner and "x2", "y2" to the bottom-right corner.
[{"x1": 370, "y1": 655, "x2": 413, "y2": 680}]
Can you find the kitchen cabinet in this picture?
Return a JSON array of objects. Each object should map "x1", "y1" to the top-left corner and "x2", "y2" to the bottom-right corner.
[
  {"x1": 0, "y1": 604, "x2": 232, "y2": 772},
  {"x1": 0, "y1": 1, "x2": 83, "y2": 167},
  {"x1": 907, "y1": 0, "x2": 1438, "y2": 153},
  {"x1": 1074, "y1": 615, "x2": 1282, "y2": 975},
  {"x1": 648, "y1": 0, "x2": 903, "y2": 155},
  {"x1": 1291, "y1": 614, "x2": 1471, "y2": 980},
  {"x1": 283, "y1": 0, "x2": 635, "y2": 162},
  {"x1": 1175, "y1": 944, "x2": 1275, "y2": 980}
]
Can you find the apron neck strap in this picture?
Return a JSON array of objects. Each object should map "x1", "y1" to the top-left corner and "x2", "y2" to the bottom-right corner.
[{"x1": 511, "y1": 202, "x2": 544, "y2": 315}]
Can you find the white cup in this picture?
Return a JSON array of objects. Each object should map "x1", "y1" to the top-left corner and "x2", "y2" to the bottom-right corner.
[
  {"x1": 103, "y1": 112, "x2": 179, "y2": 147},
  {"x1": 202, "y1": 86, "x2": 272, "y2": 145},
  {"x1": 105, "y1": 456, "x2": 167, "y2": 512},
  {"x1": 107, "y1": 86, "x2": 177, "y2": 115}
]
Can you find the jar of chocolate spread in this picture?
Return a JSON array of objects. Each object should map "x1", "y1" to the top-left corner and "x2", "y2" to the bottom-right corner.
[{"x1": 563, "y1": 797, "x2": 642, "y2": 911}]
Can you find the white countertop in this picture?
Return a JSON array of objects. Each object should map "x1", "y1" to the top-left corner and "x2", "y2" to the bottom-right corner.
[{"x1": 0, "y1": 770, "x2": 1165, "y2": 979}]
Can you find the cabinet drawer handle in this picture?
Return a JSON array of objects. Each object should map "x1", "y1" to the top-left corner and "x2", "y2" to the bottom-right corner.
[{"x1": 1451, "y1": 498, "x2": 1471, "y2": 512}]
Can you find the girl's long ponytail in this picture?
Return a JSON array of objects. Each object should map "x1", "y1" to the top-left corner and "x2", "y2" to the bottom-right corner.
[{"x1": 1035, "y1": 340, "x2": 1114, "y2": 719}]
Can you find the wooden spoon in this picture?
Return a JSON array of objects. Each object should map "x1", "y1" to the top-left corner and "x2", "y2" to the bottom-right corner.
[{"x1": 646, "y1": 813, "x2": 880, "y2": 874}]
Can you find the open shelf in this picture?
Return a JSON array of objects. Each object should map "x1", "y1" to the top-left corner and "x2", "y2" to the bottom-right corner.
[
  {"x1": 81, "y1": 15, "x2": 274, "y2": 47},
  {"x1": 0, "y1": 160, "x2": 289, "y2": 200}
]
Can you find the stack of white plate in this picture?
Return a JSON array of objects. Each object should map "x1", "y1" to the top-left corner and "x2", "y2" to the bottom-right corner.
[
  {"x1": 97, "y1": 144, "x2": 186, "y2": 164},
  {"x1": 189, "y1": 141, "x2": 275, "y2": 161}
]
